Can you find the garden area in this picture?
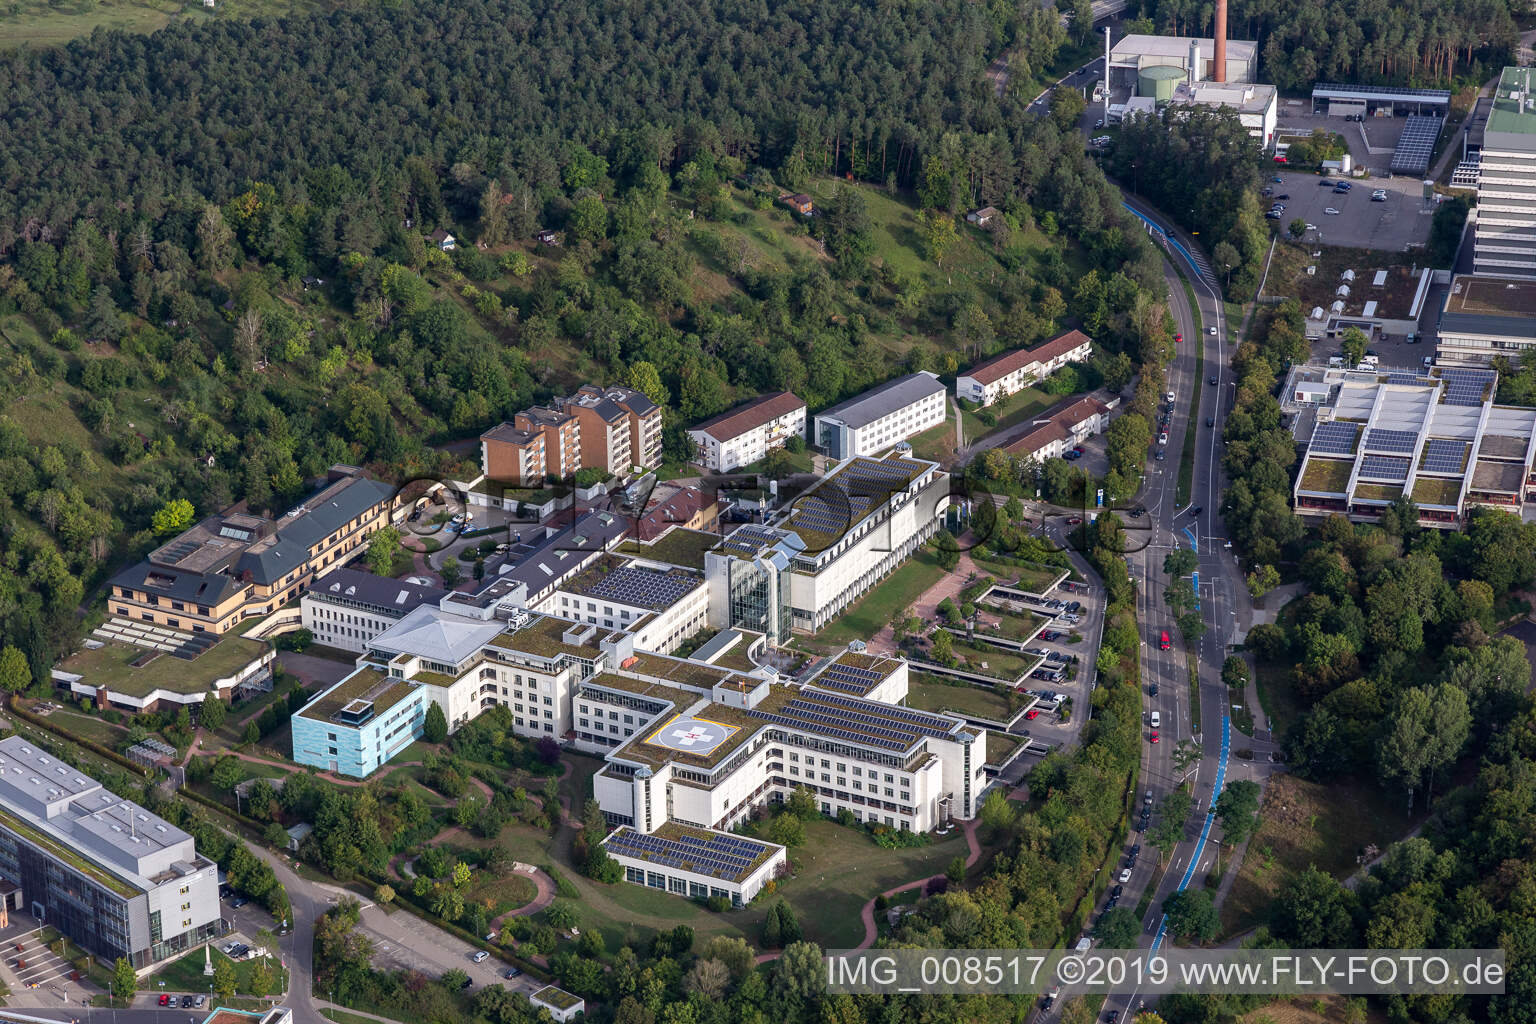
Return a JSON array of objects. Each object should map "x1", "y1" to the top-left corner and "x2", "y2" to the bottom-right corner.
[
  {"x1": 906, "y1": 672, "x2": 1019, "y2": 721},
  {"x1": 812, "y1": 546, "x2": 947, "y2": 645}
]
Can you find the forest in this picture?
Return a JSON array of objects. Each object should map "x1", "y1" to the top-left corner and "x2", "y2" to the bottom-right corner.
[{"x1": 1134, "y1": 0, "x2": 1517, "y2": 89}]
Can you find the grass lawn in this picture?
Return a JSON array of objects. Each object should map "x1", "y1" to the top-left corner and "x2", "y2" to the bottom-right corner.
[
  {"x1": 944, "y1": 637, "x2": 1033, "y2": 681},
  {"x1": 971, "y1": 605, "x2": 1048, "y2": 642},
  {"x1": 812, "y1": 546, "x2": 947, "y2": 645},
  {"x1": 907, "y1": 406, "x2": 957, "y2": 465},
  {"x1": 906, "y1": 673, "x2": 1017, "y2": 720},
  {"x1": 985, "y1": 731, "x2": 1023, "y2": 764},
  {"x1": 462, "y1": 872, "x2": 538, "y2": 917},
  {"x1": 41, "y1": 709, "x2": 129, "y2": 748},
  {"x1": 960, "y1": 384, "x2": 1057, "y2": 441},
  {"x1": 1175, "y1": 277, "x2": 1204, "y2": 508},
  {"x1": 971, "y1": 556, "x2": 1065, "y2": 595},
  {"x1": 1219, "y1": 773, "x2": 1423, "y2": 938},
  {"x1": 324, "y1": 1011, "x2": 402, "y2": 1024},
  {"x1": 144, "y1": 947, "x2": 287, "y2": 996}
]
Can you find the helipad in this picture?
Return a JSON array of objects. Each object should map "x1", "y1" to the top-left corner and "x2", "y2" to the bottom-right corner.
[{"x1": 644, "y1": 715, "x2": 739, "y2": 757}]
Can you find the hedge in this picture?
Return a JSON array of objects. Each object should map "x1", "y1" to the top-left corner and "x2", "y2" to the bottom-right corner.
[{"x1": 8, "y1": 695, "x2": 150, "y2": 778}]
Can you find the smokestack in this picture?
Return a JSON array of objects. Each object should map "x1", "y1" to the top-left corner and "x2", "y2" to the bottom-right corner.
[
  {"x1": 1104, "y1": 26, "x2": 1111, "y2": 104},
  {"x1": 1213, "y1": 0, "x2": 1228, "y2": 83},
  {"x1": 1188, "y1": 39, "x2": 1200, "y2": 84}
]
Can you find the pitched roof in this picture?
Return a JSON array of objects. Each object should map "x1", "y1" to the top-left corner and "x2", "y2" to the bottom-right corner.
[
  {"x1": 964, "y1": 331, "x2": 1092, "y2": 386},
  {"x1": 1003, "y1": 394, "x2": 1111, "y2": 458},
  {"x1": 690, "y1": 392, "x2": 805, "y2": 442},
  {"x1": 306, "y1": 568, "x2": 448, "y2": 615},
  {"x1": 815, "y1": 372, "x2": 945, "y2": 429}
]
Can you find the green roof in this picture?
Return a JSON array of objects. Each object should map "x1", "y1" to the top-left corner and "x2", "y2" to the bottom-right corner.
[
  {"x1": 58, "y1": 612, "x2": 274, "y2": 698},
  {"x1": 0, "y1": 804, "x2": 138, "y2": 897},
  {"x1": 532, "y1": 985, "x2": 583, "y2": 1010},
  {"x1": 1488, "y1": 68, "x2": 1536, "y2": 137},
  {"x1": 296, "y1": 667, "x2": 418, "y2": 724},
  {"x1": 616, "y1": 528, "x2": 719, "y2": 570}
]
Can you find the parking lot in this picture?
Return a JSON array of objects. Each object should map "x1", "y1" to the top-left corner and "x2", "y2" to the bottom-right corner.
[
  {"x1": 1, "y1": 928, "x2": 81, "y2": 1001},
  {"x1": 1263, "y1": 170, "x2": 1436, "y2": 251}
]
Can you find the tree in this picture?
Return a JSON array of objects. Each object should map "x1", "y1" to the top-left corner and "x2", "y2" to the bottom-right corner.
[
  {"x1": 374, "y1": 883, "x2": 396, "y2": 905},
  {"x1": 1288, "y1": 218, "x2": 1308, "y2": 239},
  {"x1": 686, "y1": 957, "x2": 731, "y2": 1000},
  {"x1": 423, "y1": 702, "x2": 448, "y2": 744},
  {"x1": 1221, "y1": 655, "x2": 1250, "y2": 690},
  {"x1": 1379, "y1": 685, "x2": 1469, "y2": 810},
  {"x1": 762, "y1": 903, "x2": 782, "y2": 948},
  {"x1": 1163, "y1": 547, "x2": 1197, "y2": 577},
  {"x1": 1094, "y1": 906, "x2": 1139, "y2": 948},
  {"x1": 1050, "y1": 87, "x2": 1086, "y2": 132},
  {"x1": 546, "y1": 900, "x2": 579, "y2": 931},
  {"x1": 0, "y1": 646, "x2": 31, "y2": 693},
  {"x1": 1213, "y1": 778, "x2": 1262, "y2": 845},
  {"x1": 438, "y1": 555, "x2": 461, "y2": 586},
  {"x1": 452, "y1": 861, "x2": 473, "y2": 888},
  {"x1": 946, "y1": 855, "x2": 966, "y2": 883},
  {"x1": 627, "y1": 361, "x2": 669, "y2": 408},
  {"x1": 571, "y1": 194, "x2": 609, "y2": 243},
  {"x1": 768, "y1": 813, "x2": 805, "y2": 847},
  {"x1": 212, "y1": 957, "x2": 238, "y2": 999},
  {"x1": 211, "y1": 755, "x2": 243, "y2": 791},
  {"x1": 248, "y1": 958, "x2": 274, "y2": 998},
  {"x1": 930, "y1": 628, "x2": 955, "y2": 665},
  {"x1": 919, "y1": 209, "x2": 958, "y2": 267},
  {"x1": 111, "y1": 957, "x2": 135, "y2": 1001},
  {"x1": 1270, "y1": 866, "x2": 1356, "y2": 947},
  {"x1": 365, "y1": 526, "x2": 401, "y2": 576},
  {"x1": 1340, "y1": 327, "x2": 1369, "y2": 367},
  {"x1": 785, "y1": 786, "x2": 818, "y2": 820},
  {"x1": 152, "y1": 498, "x2": 195, "y2": 535},
  {"x1": 978, "y1": 787, "x2": 1018, "y2": 836},
  {"x1": 1212, "y1": 241, "x2": 1240, "y2": 288},
  {"x1": 1163, "y1": 888, "x2": 1218, "y2": 942},
  {"x1": 199, "y1": 696, "x2": 227, "y2": 731},
  {"x1": 1002, "y1": 496, "x2": 1024, "y2": 522},
  {"x1": 1246, "y1": 563, "x2": 1280, "y2": 600}
]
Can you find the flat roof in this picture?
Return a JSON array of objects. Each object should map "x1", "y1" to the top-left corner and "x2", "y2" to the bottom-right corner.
[
  {"x1": 296, "y1": 666, "x2": 419, "y2": 725},
  {"x1": 1445, "y1": 274, "x2": 1536, "y2": 318},
  {"x1": 1170, "y1": 81, "x2": 1276, "y2": 115},
  {"x1": 483, "y1": 613, "x2": 603, "y2": 662},
  {"x1": 1312, "y1": 82, "x2": 1450, "y2": 103},
  {"x1": 560, "y1": 557, "x2": 704, "y2": 611},
  {"x1": 777, "y1": 453, "x2": 928, "y2": 549},
  {"x1": 1111, "y1": 34, "x2": 1256, "y2": 64},
  {"x1": 804, "y1": 650, "x2": 903, "y2": 697},
  {"x1": 1487, "y1": 67, "x2": 1536, "y2": 137},
  {"x1": 602, "y1": 821, "x2": 779, "y2": 883},
  {"x1": 616, "y1": 527, "x2": 719, "y2": 570},
  {"x1": 815, "y1": 372, "x2": 945, "y2": 430}
]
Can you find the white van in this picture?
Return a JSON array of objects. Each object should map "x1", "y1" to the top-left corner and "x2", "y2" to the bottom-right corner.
[
  {"x1": 1150, "y1": 711, "x2": 1161, "y2": 728},
  {"x1": 1165, "y1": 390, "x2": 1176, "y2": 403}
]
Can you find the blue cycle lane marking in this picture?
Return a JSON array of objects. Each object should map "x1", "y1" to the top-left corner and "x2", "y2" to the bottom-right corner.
[
  {"x1": 1120, "y1": 202, "x2": 1206, "y2": 281},
  {"x1": 1150, "y1": 715, "x2": 1230, "y2": 952}
]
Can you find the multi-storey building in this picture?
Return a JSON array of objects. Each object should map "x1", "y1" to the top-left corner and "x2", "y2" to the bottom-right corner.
[
  {"x1": 632, "y1": 484, "x2": 719, "y2": 541},
  {"x1": 1004, "y1": 395, "x2": 1117, "y2": 463},
  {"x1": 479, "y1": 424, "x2": 548, "y2": 486},
  {"x1": 544, "y1": 556, "x2": 709, "y2": 654},
  {"x1": 956, "y1": 330, "x2": 1094, "y2": 407},
  {"x1": 813, "y1": 373, "x2": 946, "y2": 460},
  {"x1": 705, "y1": 452, "x2": 949, "y2": 636},
  {"x1": 687, "y1": 392, "x2": 806, "y2": 472},
  {"x1": 561, "y1": 384, "x2": 663, "y2": 473},
  {"x1": 0, "y1": 736, "x2": 221, "y2": 968},
  {"x1": 300, "y1": 569, "x2": 448, "y2": 654},
  {"x1": 108, "y1": 467, "x2": 394, "y2": 635},
  {"x1": 1475, "y1": 67, "x2": 1536, "y2": 280},
  {"x1": 514, "y1": 407, "x2": 582, "y2": 480}
]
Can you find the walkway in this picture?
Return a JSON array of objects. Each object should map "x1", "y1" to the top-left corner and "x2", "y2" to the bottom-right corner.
[{"x1": 852, "y1": 818, "x2": 983, "y2": 951}]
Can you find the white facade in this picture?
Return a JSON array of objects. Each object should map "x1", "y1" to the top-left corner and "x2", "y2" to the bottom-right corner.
[
  {"x1": 1475, "y1": 68, "x2": 1536, "y2": 279},
  {"x1": 814, "y1": 373, "x2": 946, "y2": 460},
  {"x1": 957, "y1": 331, "x2": 1093, "y2": 407},
  {"x1": 545, "y1": 573, "x2": 709, "y2": 655},
  {"x1": 687, "y1": 393, "x2": 807, "y2": 472},
  {"x1": 1168, "y1": 81, "x2": 1278, "y2": 147}
]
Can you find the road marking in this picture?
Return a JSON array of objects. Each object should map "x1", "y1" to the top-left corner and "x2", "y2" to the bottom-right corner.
[{"x1": 1150, "y1": 715, "x2": 1231, "y2": 952}]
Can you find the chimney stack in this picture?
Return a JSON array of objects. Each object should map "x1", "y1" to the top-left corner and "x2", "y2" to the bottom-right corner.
[
  {"x1": 1188, "y1": 39, "x2": 1200, "y2": 84},
  {"x1": 1213, "y1": 0, "x2": 1228, "y2": 83}
]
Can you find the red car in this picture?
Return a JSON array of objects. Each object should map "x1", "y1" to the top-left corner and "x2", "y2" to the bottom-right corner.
[
  {"x1": 1066, "y1": 516, "x2": 1083, "y2": 525},
  {"x1": 1273, "y1": 155, "x2": 1288, "y2": 164},
  {"x1": 1025, "y1": 710, "x2": 1040, "y2": 720},
  {"x1": 1159, "y1": 631, "x2": 1171, "y2": 651},
  {"x1": 158, "y1": 995, "x2": 172, "y2": 1007},
  {"x1": 1149, "y1": 730, "x2": 1160, "y2": 744},
  {"x1": 1173, "y1": 333, "x2": 1182, "y2": 344}
]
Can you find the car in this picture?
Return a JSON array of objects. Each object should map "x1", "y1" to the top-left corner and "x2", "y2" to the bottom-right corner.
[
  {"x1": 182, "y1": 995, "x2": 195, "y2": 1008},
  {"x1": 1306, "y1": 222, "x2": 1318, "y2": 231},
  {"x1": 472, "y1": 951, "x2": 490, "y2": 963},
  {"x1": 194, "y1": 996, "x2": 207, "y2": 1009},
  {"x1": 1336, "y1": 181, "x2": 1352, "y2": 190},
  {"x1": 1106, "y1": 1011, "x2": 1120, "y2": 1023},
  {"x1": 159, "y1": 995, "x2": 172, "y2": 1007},
  {"x1": 1189, "y1": 505, "x2": 1202, "y2": 516},
  {"x1": 1129, "y1": 506, "x2": 1144, "y2": 518},
  {"x1": 1112, "y1": 884, "x2": 1124, "y2": 898},
  {"x1": 1071, "y1": 445, "x2": 1084, "y2": 455},
  {"x1": 1158, "y1": 432, "x2": 1169, "y2": 446},
  {"x1": 1130, "y1": 845, "x2": 1141, "y2": 858},
  {"x1": 1208, "y1": 326, "x2": 1217, "y2": 335},
  {"x1": 1209, "y1": 376, "x2": 1217, "y2": 385},
  {"x1": 1319, "y1": 179, "x2": 1335, "y2": 187},
  {"x1": 1371, "y1": 190, "x2": 1388, "y2": 201},
  {"x1": 1259, "y1": 187, "x2": 1273, "y2": 197},
  {"x1": 1149, "y1": 730, "x2": 1159, "y2": 743},
  {"x1": 1066, "y1": 516, "x2": 1082, "y2": 525},
  {"x1": 1105, "y1": 895, "x2": 1119, "y2": 908},
  {"x1": 1270, "y1": 203, "x2": 1285, "y2": 212},
  {"x1": 230, "y1": 896, "x2": 249, "y2": 908},
  {"x1": 1277, "y1": 193, "x2": 1290, "y2": 200},
  {"x1": 1264, "y1": 210, "x2": 1281, "y2": 220},
  {"x1": 1025, "y1": 709, "x2": 1040, "y2": 720},
  {"x1": 1041, "y1": 630, "x2": 1060, "y2": 641},
  {"x1": 505, "y1": 968, "x2": 523, "y2": 980},
  {"x1": 1325, "y1": 206, "x2": 1340, "y2": 215},
  {"x1": 1148, "y1": 683, "x2": 1158, "y2": 696},
  {"x1": 1159, "y1": 630, "x2": 1171, "y2": 651},
  {"x1": 1094, "y1": 119, "x2": 1104, "y2": 128},
  {"x1": 1119, "y1": 867, "x2": 1132, "y2": 883},
  {"x1": 1042, "y1": 996, "x2": 1056, "y2": 1012},
  {"x1": 1271, "y1": 176, "x2": 1283, "y2": 183},
  {"x1": 1173, "y1": 332, "x2": 1183, "y2": 343},
  {"x1": 461, "y1": 976, "x2": 473, "y2": 990},
  {"x1": 1273, "y1": 155, "x2": 1288, "y2": 164},
  {"x1": 1155, "y1": 449, "x2": 1165, "y2": 460},
  {"x1": 1062, "y1": 450, "x2": 1080, "y2": 461}
]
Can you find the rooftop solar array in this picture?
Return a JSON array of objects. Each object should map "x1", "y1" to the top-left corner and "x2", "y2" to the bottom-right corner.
[
  {"x1": 749, "y1": 690, "x2": 956, "y2": 751},
  {"x1": 1421, "y1": 438, "x2": 1472, "y2": 475},
  {"x1": 1385, "y1": 373, "x2": 1436, "y2": 387},
  {"x1": 1391, "y1": 116, "x2": 1442, "y2": 176},
  {"x1": 1358, "y1": 455, "x2": 1410, "y2": 481},
  {"x1": 1364, "y1": 428, "x2": 1419, "y2": 454},
  {"x1": 812, "y1": 661, "x2": 887, "y2": 696},
  {"x1": 1441, "y1": 368, "x2": 1496, "y2": 407},
  {"x1": 575, "y1": 564, "x2": 700, "y2": 610},
  {"x1": 1314, "y1": 83, "x2": 1451, "y2": 101},
  {"x1": 1309, "y1": 421, "x2": 1361, "y2": 455},
  {"x1": 604, "y1": 827, "x2": 770, "y2": 881}
]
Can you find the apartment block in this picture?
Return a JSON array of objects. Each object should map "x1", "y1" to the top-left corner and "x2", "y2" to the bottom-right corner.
[
  {"x1": 565, "y1": 384, "x2": 662, "y2": 472},
  {"x1": 107, "y1": 467, "x2": 394, "y2": 635},
  {"x1": 957, "y1": 330, "x2": 1094, "y2": 407},
  {"x1": 514, "y1": 407, "x2": 581, "y2": 480},
  {"x1": 687, "y1": 392, "x2": 806, "y2": 472},
  {"x1": 479, "y1": 424, "x2": 548, "y2": 486}
]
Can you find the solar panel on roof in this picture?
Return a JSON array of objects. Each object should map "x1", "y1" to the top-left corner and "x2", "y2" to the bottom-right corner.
[
  {"x1": 1421, "y1": 438, "x2": 1470, "y2": 474},
  {"x1": 1364, "y1": 428, "x2": 1418, "y2": 454},
  {"x1": 1313, "y1": 83, "x2": 1451, "y2": 100},
  {"x1": 1358, "y1": 455, "x2": 1410, "y2": 481},
  {"x1": 1309, "y1": 421, "x2": 1360, "y2": 455},
  {"x1": 1390, "y1": 116, "x2": 1442, "y2": 176}
]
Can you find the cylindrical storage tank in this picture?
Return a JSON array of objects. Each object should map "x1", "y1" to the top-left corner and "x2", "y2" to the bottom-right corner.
[{"x1": 1139, "y1": 65, "x2": 1185, "y2": 103}]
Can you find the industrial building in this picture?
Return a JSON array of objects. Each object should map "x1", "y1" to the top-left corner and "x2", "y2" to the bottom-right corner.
[
  {"x1": 1285, "y1": 364, "x2": 1536, "y2": 527},
  {"x1": 1102, "y1": 32, "x2": 1273, "y2": 144},
  {"x1": 1167, "y1": 80, "x2": 1277, "y2": 146},
  {"x1": 0, "y1": 735, "x2": 221, "y2": 968},
  {"x1": 813, "y1": 372, "x2": 946, "y2": 460},
  {"x1": 1108, "y1": 35, "x2": 1256, "y2": 87},
  {"x1": 1474, "y1": 67, "x2": 1536, "y2": 280}
]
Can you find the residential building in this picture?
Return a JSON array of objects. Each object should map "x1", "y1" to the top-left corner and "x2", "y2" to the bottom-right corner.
[
  {"x1": 108, "y1": 467, "x2": 395, "y2": 636},
  {"x1": 0, "y1": 735, "x2": 221, "y2": 968},
  {"x1": 633, "y1": 484, "x2": 719, "y2": 541},
  {"x1": 706, "y1": 452, "x2": 949, "y2": 636},
  {"x1": 965, "y1": 207, "x2": 1000, "y2": 228},
  {"x1": 956, "y1": 330, "x2": 1094, "y2": 407},
  {"x1": 1284, "y1": 363, "x2": 1536, "y2": 528},
  {"x1": 479, "y1": 424, "x2": 548, "y2": 486},
  {"x1": 1004, "y1": 395, "x2": 1117, "y2": 463},
  {"x1": 780, "y1": 194, "x2": 814, "y2": 216},
  {"x1": 813, "y1": 372, "x2": 947, "y2": 460},
  {"x1": 300, "y1": 569, "x2": 448, "y2": 654},
  {"x1": 566, "y1": 384, "x2": 663, "y2": 471},
  {"x1": 1475, "y1": 67, "x2": 1536, "y2": 280},
  {"x1": 514, "y1": 407, "x2": 581, "y2": 480},
  {"x1": 1437, "y1": 274, "x2": 1536, "y2": 365},
  {"x1": 687, "y1": 392, "x2": 806, "y2": 472}
]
